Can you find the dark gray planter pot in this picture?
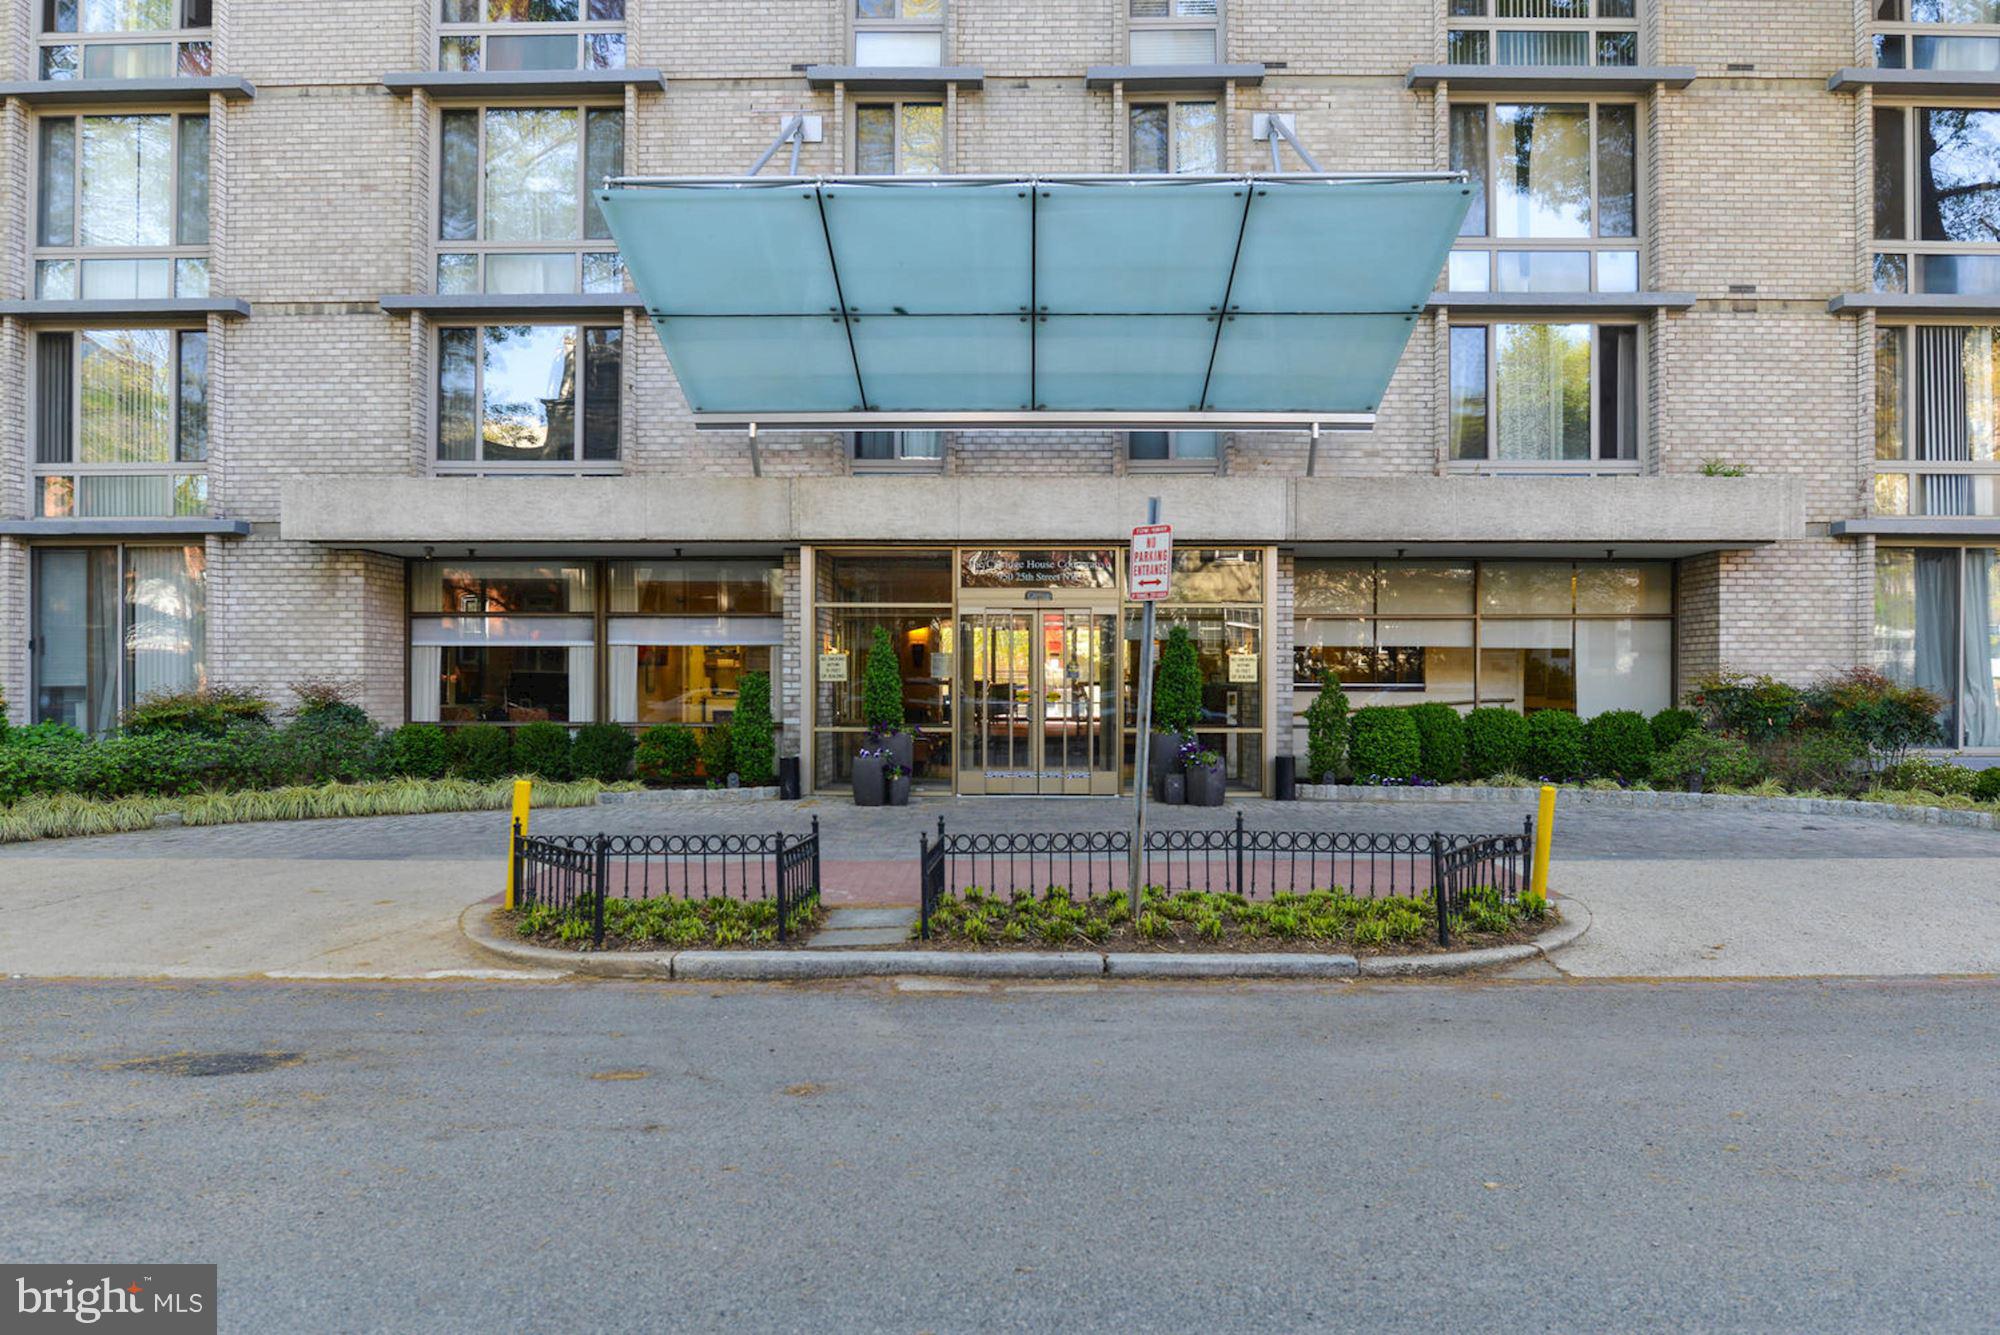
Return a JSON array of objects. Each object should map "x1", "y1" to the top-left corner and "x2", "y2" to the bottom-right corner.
[
  {"x1": 1185, "y1": 763, "x2": 1226, "y2": 807},
  {"x1": 1162, "y1": 773, "x2": 1186, "y2": 805},
  {"x1": 852, "y1": 756, "x2": 885, "y2": 806},
  {"x1": 888, "y1": 771, "x2": 912, "y2": 806},
  {"x1": 1149, "y1": 731, "x2": 1184, "y2": 799}
]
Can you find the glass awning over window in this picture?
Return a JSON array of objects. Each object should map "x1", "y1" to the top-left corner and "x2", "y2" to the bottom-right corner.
[{"x1": 596, "y1": 173, "x2": 1471, "y2": 431}]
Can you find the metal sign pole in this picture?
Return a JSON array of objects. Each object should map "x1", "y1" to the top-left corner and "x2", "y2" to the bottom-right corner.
[{"x1": 1128, "y1": 497, "x2": 1161, "y2": 917}]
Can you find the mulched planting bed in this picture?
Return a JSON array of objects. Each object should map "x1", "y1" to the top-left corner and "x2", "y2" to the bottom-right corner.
[
  {"x1": 502, "y1": 897, "x2": 825, "y2": 951},
  {"x1": 911, "y1": 887, "x2": 1555, "y2": 956}
]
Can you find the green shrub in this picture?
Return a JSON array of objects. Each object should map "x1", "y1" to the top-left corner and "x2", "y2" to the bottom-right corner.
[
  {"x1": 634, "y1": 725, "x2": 700, "y2": 786},
  {"x1": 388, "y1": 723, "x2": 452, "y2": 780},
  {"x1": 701, "y1": 722, "x2": 735, "y2": 782},
  {"x1": 0, "y1": 747, "x2": 25, "y2": 805},
  {"x1": 570, "y1": 723, "x2": 636, "y2": 783},
  {"x1": 1406, "y1": 703, "x2": 1466, "y2": 783},
  {"x1": 511, "y1": 721, "x2": 573, "y2": 780},
  {"x1": 124, "y1": 687, "x2": 272, "y2": 737},
  {"x1": 289, "y1": 676, "x2": 368, "y2": 721},
  {"x1": 8, "y1": 721, "x2": 85, "y2": 750},
  {"x1": 1878, "y1": 755, "x2": 1981, "y2": 797},
  {"x1": 208, "y1": 721, "x2": 289, "y2": 790},
  {"x1": 1690, "y1": 671, "x2": 1803, "y2": 742},
  {"x1": 1582, "y1": 709, "x2": 1655, "y2": 784},
  {"x1": 730, "y1": 671, "x2": 776, "y2": 787},
  {"x1": 1463, "y1": 707, "x2": 1529, "y2": 779},
  {"x1": 1302, "y1": 672, "x2": 1349, "y2": 783},
  {"x1": 451, "y1": 724, "x2": 512, "y2": 782},
  {"x1": 1975, "y1": 767, "x2": 2000, "y2": 804},
  {"x1": 1522, "y1": 710, "x2": 1585, "y2": 780},
  {"x1": 1347, "y1": 706, "x2": 1421, "y2": 781},
  {"x1": 1763, "y1": 730, "x2": 1867, "y2": 796},
  {"x1": 277, "y1": 713, "x2": 388, "y2": 785},
  {"x1": 1649, "y1": 707, "x2": 1700, "y2": 753},
  {"x1": 1801, "y1": 667, "x2": 1944, "y2": 762},
  {"x1": 1153, "y1": 626, "x2": 1204, "y2": 737},
  {"x1": 1649, "y1": 732, "x2": 1764, "y2": 790},
  {"x1": 860, "y1": 624, "x2": 906, "y2": 732}
]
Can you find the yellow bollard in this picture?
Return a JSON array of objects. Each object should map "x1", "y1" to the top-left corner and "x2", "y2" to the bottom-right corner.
[
  {"x1": 1530, "y1": 783, "x2": 1556, "y2": 902},
  {"x1": 505, "y1": 778, "x2": 532, "y2": 910}
]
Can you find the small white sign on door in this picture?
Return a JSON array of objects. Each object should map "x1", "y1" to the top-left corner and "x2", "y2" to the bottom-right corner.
[{"x1": 818, "y1": 651, "x2": 849, "y2": 683}]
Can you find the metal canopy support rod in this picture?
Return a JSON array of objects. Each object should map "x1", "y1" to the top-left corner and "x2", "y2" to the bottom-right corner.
[
  {"x1": 1253, "y1": 114, "x2": 1325, "y2": 173},
  {"x1": 747, "y1": 420, "x2": 761, "y2": 476},
  {"x1": 748, "y1": 114, "x2": 824, "y2": 176},
  {"x1": 1306, "y1": 420, "x2": 1322, "y2": 476}
]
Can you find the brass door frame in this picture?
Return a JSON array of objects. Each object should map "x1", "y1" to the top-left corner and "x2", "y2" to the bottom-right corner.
[{"x1": 955, "y1": 597, "x2": 1122, "y2": 796}]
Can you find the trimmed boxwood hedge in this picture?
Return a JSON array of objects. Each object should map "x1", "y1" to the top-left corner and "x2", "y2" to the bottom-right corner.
[
  {"x1": 1406, "y1": 702, "x2": 1466, "y2": 783},
  {"x1": 1582, "y1": 709, "x2": 1655, "y2": 784},
  {"x1": 1347, "y1": 706, "x2": 1421, "y2": 781},
  {"x1": 1463, "y1": 707, "x2": 1528, "y2": 779},
  {"x1": 1522, "y1": 709, "x2": 1585, "y2": 781}
]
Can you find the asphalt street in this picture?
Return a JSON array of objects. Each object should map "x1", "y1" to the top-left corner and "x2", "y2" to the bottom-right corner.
[{"x1": 3, "y1": 975, "x2": 1997, "y2": 1332}]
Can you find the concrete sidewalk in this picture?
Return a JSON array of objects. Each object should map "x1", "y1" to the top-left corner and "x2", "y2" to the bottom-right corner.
[{"x1": 1, "y1": 795, "x2": 1995, "y2": 979}]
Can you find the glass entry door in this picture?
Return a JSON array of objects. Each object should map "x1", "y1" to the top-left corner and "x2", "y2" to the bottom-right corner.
[{"x1": 958, "y1": 608, "x2": 1118, "y2": 795}]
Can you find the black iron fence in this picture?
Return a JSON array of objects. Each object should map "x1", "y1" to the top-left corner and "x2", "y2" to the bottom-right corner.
[
  {"x1": 513, "y1": 818, "x2": 821, "y2": 947},
  {"x1": 919, "y1": 813, "x2": 1536, "y2": 946}
]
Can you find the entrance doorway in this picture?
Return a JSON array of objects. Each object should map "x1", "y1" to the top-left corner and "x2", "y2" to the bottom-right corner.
[{"x1": 957, "y1": 607, "x2": 1119, "y2": 795}]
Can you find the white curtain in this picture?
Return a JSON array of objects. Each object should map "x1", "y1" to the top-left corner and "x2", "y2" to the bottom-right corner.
[
  {"x1": 1964, "y1": 550, "x2": 2000, "y2": 747},
  {"x1": 124, "y1": 545, "x2": 204, "y2": 702},
  {"x1": 1917, "y1": 326, "x2": 1974, "y2": 516},
  {"x1": 567, "y1": 646, "x2": 594, "y2": 723},
  {"x1": 608, "y1": 644, "x2": 639, "y2": 723},
  {"x1": 409, "y1": 646, "x2": 442, "y2": 722}
]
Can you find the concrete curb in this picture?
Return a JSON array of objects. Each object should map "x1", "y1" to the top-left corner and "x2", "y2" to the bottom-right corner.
[
  {"x1": 596, "y1": 786, "x2": 778, "y2": 805},
  {"x1": 1297, "y1": 782, "x2": 1998, "y2": 830},
  {"x1": 460, "y1": 900, "x2": 1587, "y2": 981}
]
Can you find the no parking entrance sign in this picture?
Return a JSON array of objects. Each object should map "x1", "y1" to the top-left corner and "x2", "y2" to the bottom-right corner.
[{"x1": 1129, "y1": 524, "x2": 1172, "y2": 601}]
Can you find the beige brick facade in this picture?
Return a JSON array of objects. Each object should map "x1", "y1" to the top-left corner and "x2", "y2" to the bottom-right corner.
[{"x1": 0, "y1": 1, "x2": 1972, "y2": 776}]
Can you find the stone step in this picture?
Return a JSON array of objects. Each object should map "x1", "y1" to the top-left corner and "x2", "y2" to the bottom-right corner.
[
  {"x1": 821, "y1": 908, "x2": 917, "y2": 929},
  {"x1": 804, "y1": 925, "x2": 914, "y2": 950}
]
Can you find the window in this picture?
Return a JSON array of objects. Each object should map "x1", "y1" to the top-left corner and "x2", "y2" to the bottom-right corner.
[
  {"x1": 1874, "y1": 546, "x2": 2000, "y2": 749},
  {"x1": 1873, "y1": 326, "x2": 2000, "y2": 515},
  {"x1": 34, "y1": 329, "x2": 207, "y2": 518},
  {"x1": 607, "y1": 561, "x2": 784, "y2": 727},
  {"x1": 1293, "y1": 558, "x2": 1672, "y2": 719},
  {"x1": 1873, "y1": 106, "x2": 2000, "y2": 294},
  {"x1": 815, "y1": 551, "x2": 955, "y2": 787},
  {"x1": 39, "y1": 0, "x2": 212, "y2": 81},
  {"x1": 436, "y1": 324, "x2": 621, "y2": 470},
  {"x1": 854, "y1": 102, "x2": 944, "y2": 174},
  {"x1": 35, "y1": 112, "x2": 209, "y2": 300},
  {"x1": 436, "y1": 106, "x2": 625, "y2": 295},
  {"x1": 854, "y1": 0, "x2": 943, "y2": 66},
  {"x1": 1129, "y1": 100, "x2": 1220, "y2": 173},
  {"x1": 1448, "y1": 101, "x2": 1639, "y2": 293},
  {"x1": 1121, "y1": 549, "x2": 1265, "y2": 788},
  {"x1": 437, "y1": 0, "x2": 626, "y2": 72},
  {"x1": 410, "y1": 560, "x2": 596, "y2": 724},
  {"x1": 1129, "y1": 0, "x2": 1221, "y2": 64},
  {"x1": 1446, "y1": 0, "x2": 1638, "y2": 68},
  {"x1": 1127, "y1": 431, "x2": 1220, "y2": 466},
  {"x1": 854, "y1": 431, "x2": 944, "y2": 468},
  {"x1": 1448, "y1": 323, "x2": 1640, "y2": 466},
  {"x1": 33, "y1": 544, "x2": 206, "y2": 733},
  {"x1": 1872, "y1": 1, "x2": 2000, "y2": 71}
]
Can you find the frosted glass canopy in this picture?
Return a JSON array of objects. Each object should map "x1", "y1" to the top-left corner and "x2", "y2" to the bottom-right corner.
[{"x1": 596, "y1": 173, "x2": 1471, "y2": 429}]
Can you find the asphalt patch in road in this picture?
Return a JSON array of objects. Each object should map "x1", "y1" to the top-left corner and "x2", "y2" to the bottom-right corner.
[{"x1": 107, "y1": 1050, "x2": 305, "y2": 1078}]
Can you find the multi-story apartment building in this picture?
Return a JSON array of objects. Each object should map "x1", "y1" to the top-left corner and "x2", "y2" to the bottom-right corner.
[{"x1": 1, "y1": 0, "x2": 1996, "y2": 795}]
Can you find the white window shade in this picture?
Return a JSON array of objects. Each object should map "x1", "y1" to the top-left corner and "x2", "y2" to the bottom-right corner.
[
  {"x1": 1576, "y1": 618, "x2": 1671, "y2": 717},
  {"x1": 1478, "y1": 618, "x2": 1572, "y2": 649},
  {"x1": 1296, "y1": 618, "x2": 1370, "y2": 649},
  {"x1": 410, "y1": 616, "x2": 595, "y2": 647},
  {"x1": 1377, "y1": 619, "x2": 1474, "y2": 648},
  {"x1": 855, "y1": 30, "x2": 943, "y2": 65},
  {"x1": 608, "y1": 616, "x2": 784, "y2": 646},
  {"x1": 1131, "y1": 28, "x2": 1218, "y2": 63}
]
